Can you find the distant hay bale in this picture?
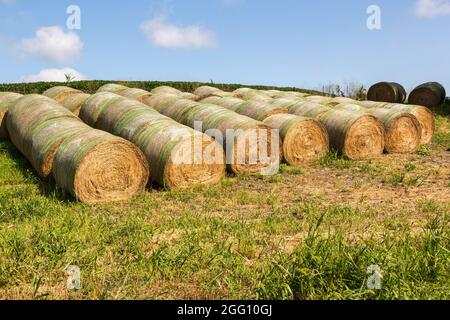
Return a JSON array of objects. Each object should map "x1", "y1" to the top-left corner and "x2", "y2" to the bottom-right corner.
[
  {"x1": 237, "y1": 91, "x2": 273, "y2": 102},
  {"x1": 120, "y1": 88, "x2": 153, "y2": 103},
  {"x1": 151, "y1": 86, "x2": 182, "y2": 95},
  {"x1": 144, "y1": 93, "x2": 183, "y2": 109},
  {"x1": 42, "y1": 86, "x2": 82, "y2": 103},
  {"x1": 0, "y1": 92, "x2": 23, "y2": 140},
  {"x1": 80, "y1": 93, "x2": 225, "y2": 189},
  {"x1": 325, "y1": 97, "x2": 355, "y2": 107},
  {"x1": 334, "y1": 104, "x2": 421, "y2": 154},
  {"x1": 52, "y1": 129, "x2": 149, "y2": 204},
  {"x1": 201, "y1": 96, "x2": 244, "y2": 109},
  {"x1": 271, "y1": 91, "x2": 310, "y2": 99},
  {"x1": 286, "y1": 101, "x2": 333, "y2": 120},
  {"x1": 367, "y1": 82, "x2": 407, "y2": 103},
  {"x1": 226, "y1": 100, "x2": 288, "y2": 121},
  {"x1": 179, "y1": 92, "x2": 198, "y2": 100},
  {"x1": 353, "y1": 100, "x2": 388, "y2": 109},
  {"x1": 304, "y1": 95, "x2": 333, "y2": 104},
  {"x1": 408, "y1": 82, "x2": 446, "y2": 108},
  {"x1": 374, "y1": 103, "x2": 435, "y2": 145},
  {"x1": 264, "y1": 114, "x2": 329, "y2": 167},
  {"x1": 152, "y1": 98, "x2": 280, "y2": 175},
  {"x1": 97, "y1": 83, "x2": 129, "y2": 94},
  {"x1": 319, "y1": 109, "x2": 385, "y2": 160},
  {"x1": 194, "y1": 86, "x2": 230, "y2": 99},
  {"x1": 232, "y1": 88, "x2": 253, "y2": 97},
  {"x1": 60, "y1": 93, "x2": 91, "y2": 116}
]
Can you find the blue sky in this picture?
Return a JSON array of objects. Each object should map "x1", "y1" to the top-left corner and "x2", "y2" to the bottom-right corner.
[{"x1": 1, "y1": 0, "x2": 449, "y2": 92}]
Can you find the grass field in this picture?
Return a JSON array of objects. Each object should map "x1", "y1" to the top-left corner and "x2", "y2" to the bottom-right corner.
[{"x1": 0, "y1": 83, "x2": 449, "y2": 300}]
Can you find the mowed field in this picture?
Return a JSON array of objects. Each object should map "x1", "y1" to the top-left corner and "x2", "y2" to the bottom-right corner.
[{"x1": 0, "y1": 82, "x2": 449, "y2": 300}]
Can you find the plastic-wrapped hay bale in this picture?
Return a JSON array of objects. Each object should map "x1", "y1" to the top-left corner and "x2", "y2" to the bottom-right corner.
[
  {"x1": 120, "y1": 88, "x2": 152, "y2": 103},
  {"x1": 97, "y1": 83, "x2": 129, "y2": 94},
  {"x1": 0, "y1": 92, "x2": 23, "y2": 140},
  {"x1": 194, "y1": 86, "x2": 230, "y2": 99},
  {"x1": 60, "y1": 93, "x2": 91, "y2": 116},
  {"x1": 52, "y1": 129, "x2": 149, "y2": 204},
  {"x1": 152, "y1": 98, "x2": 280, "y2": 175},
  {"x1": 304, "y1": 95, "x2": 333, "y2": 104},
  {"x1": 318, "y1": 108, "x2": 385, "y2": 160},
  {"x1": 201, "y1": 96, "x2": 244, "y2": 109},
  {"x1": 271, "y1": 91, "x2": 310, "y2": 99},
  {"x1": 144, "y1": 94, "x2": 183, "y2": 109},
  {"x1": 287, "y1": 101, "x2": 333, "y2": 120},
  {"x1": 333, "y1": 104, "x2": 421, "y2": 154},
  {"x1": 367, "y1": 82, "x2": 407, "y2": 103},
  {"x1": 80, "y1": 93, "x2": 225, "y2": 189},
  {"x1": 151, "y1": 86, "x2": 183, "y2": 95},
  {"x1": 325, "y1": 97, "x2": 356, "y2": 107},
  {"x1": 264, "y1": 114, "x2": 329, "y2": 167},
  {"x1": 238, "y1": 91, "x2": 273, "y2": 102},
  {"x1": 353, "y1": 100, "x2": 388, "y2": 109},
  {"x1": 374, "y1": 103, "x2": 435, "y2": 145},
  {"x1": 225, "y1": 100, "x2": 288, "y2": 122},
  {"x1": 42, "y1": 86, "x2": 82, "y2": 103},
  {"x1": 6, "y1": 94, "x2": 86, "y2": 177},
  {"x1": 408, "y1": 82, "x2": 446, "y2": 108}
]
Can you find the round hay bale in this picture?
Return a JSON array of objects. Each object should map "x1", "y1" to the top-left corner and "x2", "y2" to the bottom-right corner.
[
  {"x1": 271, "y1": 98, "x2": 302, "y2": 109},
  {"x1": 144, "y1": 93, "x2": 183, "y2": 109},
  {"x1": 238, "y1": 91, "x2": 272, "y2": 102},
  {"x1": 79, "y1": 92, "x2": 123, "y2": 127},
  {"x1": 232, "y1": 88, "x2": 254, "y2": 97},
  {"x1": 0, "y1": 92, "x2": 23, "y2": 140},
  {"x1": 271, "y1": 91, "x2": 309, "y2": 99},
  {"x1": 120, "y1": 88, "x2": 152, "y2": 103},
  {"x1": 60, "y1": 93, "x2": 91, "y2": 116},
  {"x1": 79, "y1": 94, "x2": 225, "y2": 189},
  {"x1": 319, "y1": 109, "x2": 385, "y2": 160},
  {"x1": 179, "y1": 92, "x2": 198, "y2": 100},
  {"x1": 152, "y1": 99, "x2": 280, "y2": 175},
  {"x1": 6, "y1": 95, "x2": 86, "y2": 178},
  {"x1": 228, "y1": 100, "x2": 288, "y2": 122},
  {"x1": 287, "y1": 101, "x2": 333, "y2": 120},
  {"x1": 408, "y1": 82, "x2": 446, "y2": 108},
  {"x1": 264, "y1": 114, "x2": 329, "y2": 167},
  {"x1": 370, "y1": 108, "x2": 421, "y2": 154},
  {"x1": 353, "y1": 100, "x2": 388, "y2": 109},
  {"x1": 326, "y1": 97, "x2": 355, "y2": 107},
  {"x1": 97, "y1": 83, "x2": 129, "y2": 94},
  {"x1": 304, "y1": 95, "x2": 333, "y2": 104},
  {"x1": 52, "y1": 129, "x2": 149, "y2": 204},
  {"x1": 367, "y1": 82, "x2": 406, "y2": 103},
  {"x1": 201, "y1": 96, "x2": 245, "y2": 109},
  {"x1": 42, "y1": 86, "x2": 82, "y2": 103},
  {"x1": 150, "y1": 86, "x2": 182, "y2": 95},
  {"x1": 334, "y1": 103, "x2": 421, "y2": 154},
  {"x1": 376, "y1": 103, "x2": 434, "y2": 145},
  {"x1": 194, "y1": 86, "x2": 230, "y2": 99}
]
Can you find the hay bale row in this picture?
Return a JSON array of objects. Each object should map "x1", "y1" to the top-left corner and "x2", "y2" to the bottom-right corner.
[
  {"x1": 205, "y1": 97, "x2": 329, "y2": 166},
  {"x1": 367, "y1": 82, "x2": 407, "y2": 103},
  {"x1": 6, "y1": 94, "x2": 149, "y2": 203},
  {"x1": 145, "y1": 95, "x2": 280, "y2": 175},
  {"x1": 409, "y1": 82, "x2": 446, "y2": 108},
  {"x1": 79, "y1": 92, "x2": 225, "y2": 188},
  {"x1": 97, "y1": 85, "x2": 280, "y2": 174},
  {"x1": 334, "y1": 104, "x2": 421, "y2": 154},
  {"x1": 0, "y1": 92, "x2": 23, "y2": 140}
]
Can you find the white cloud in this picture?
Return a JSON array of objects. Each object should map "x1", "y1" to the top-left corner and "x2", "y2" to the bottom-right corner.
[
  {"x1": 141, "y1": 16, "x2": 216, "y2": 49},
  {"x1": 19, "y1": 26, "x2": 83, "y2": 63},
  {"x1": 416, "y1": 0, "x2": 450, "y2": 17},
  {"x1": 19, "y1": 68, "x2": 87, "y2": 83}
]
